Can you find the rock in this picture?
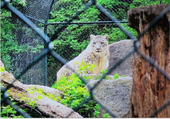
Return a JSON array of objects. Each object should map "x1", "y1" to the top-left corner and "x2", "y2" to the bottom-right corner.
[
  {"x1": 108, "y1": 40, "x2": 133, "y2": 77},
  {"x1": 85, "y1": 76, "x2": 132, "y2": 118},
  {"x1": 0, "y1": 60, "x2": 83, "y2": 118},
  {"x1": 82, "y1": 74, "x2": 114, "y2": 83}
]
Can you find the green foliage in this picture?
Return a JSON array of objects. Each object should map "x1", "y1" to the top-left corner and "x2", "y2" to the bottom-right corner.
[
  {"x1": 94, "y1": 69, "x2": 110, "y2": 80},
  {"x1": 76, "y1": 61, "x2": 96, "y2": 74},
  {"x1": 1, "y1": 1, "x2": 27, "y2": 72},
  {"x1": 1, "y1": 105, "x2": 24, "y2": 118},
  {"x1": 130, "y1": 0, "x2": 170, "y2": 9},
  {"x1": 0, "y1": 67, "x2": 5, "y2": 73},
  {"x1": 103, "y1": 113, "x2": 109, "y2": 118},
  {"x1": 28, "y1": 101, "x2": 36, "y2": 109},
  {"x1": 52, "y1": 74, "x2": 96, "y2": 117},
  {"x1": 93, "y1": 104, "x2": 100, "y2": 117},
  {"x1": 113, "y1": 73, "x2": 119, "y2": 79},
  {"x1": 52, "y1": 62, "x2": 101, "y2": 117},
  {"x1": 101, "y1": 69, "x2": 108, "y2": 75},
  {"x1": 1, "y1": 92, "x2": 24, "y2": 118},
  {"x1": 52, "y1": 73, "x2": 87, "y2": 105},
  {"x1": 11, "y1": 0, "x2": 27, "y2": 6},
  {"x1": 113, "y1": 73, "x2": 126, "y2": 79}
]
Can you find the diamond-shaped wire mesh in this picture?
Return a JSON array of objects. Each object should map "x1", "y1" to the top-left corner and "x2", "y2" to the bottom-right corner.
[{"x1": 1, "y1": 0, "x2": 170, "y2": 118}]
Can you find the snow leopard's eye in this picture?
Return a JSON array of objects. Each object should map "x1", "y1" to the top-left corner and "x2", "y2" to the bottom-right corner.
[
  {"x1": 93, "y1": 42, "x2": 96, "y2": 44},
  {"x1": 101, "y1": 42, "x2": 104, "y2": 44}
]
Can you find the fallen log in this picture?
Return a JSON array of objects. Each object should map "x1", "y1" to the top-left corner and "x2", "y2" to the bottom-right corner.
[{"x1": 0, "y1": 60, "x2": 83, "y2": 118}]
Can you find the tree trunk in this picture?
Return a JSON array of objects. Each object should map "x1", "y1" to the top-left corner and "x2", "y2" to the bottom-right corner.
[{"x1": 128, "y1": 4, "x2": 170, "y2": 117}]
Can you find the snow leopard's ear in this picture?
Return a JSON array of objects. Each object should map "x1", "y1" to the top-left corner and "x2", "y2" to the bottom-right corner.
[
  {"x1": 90, "y1": 34, "x2": 95, "y2": 40},
  {"x1": 103, "y1": 34, "x2": 108, "y2": 40}
]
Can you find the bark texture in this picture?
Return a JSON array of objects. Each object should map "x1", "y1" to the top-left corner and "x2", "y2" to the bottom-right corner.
[{"x1": 128, "y1": 4, "x2": 170, "y2": 117}]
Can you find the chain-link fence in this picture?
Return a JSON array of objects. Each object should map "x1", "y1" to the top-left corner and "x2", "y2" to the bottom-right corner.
[{"x1": 1, "y1": 0, "x2": 170, "y2": 118}]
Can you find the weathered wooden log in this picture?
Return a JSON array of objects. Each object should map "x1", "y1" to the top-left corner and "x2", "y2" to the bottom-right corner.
[
  {"x1": 0, "y1": 60, "x2": 83, "y2": 118},
  {"x1": 128, "y1": 4, "x2": 170, "y2": 117}
]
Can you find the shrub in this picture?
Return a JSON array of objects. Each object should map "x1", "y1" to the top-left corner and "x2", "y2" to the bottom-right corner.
[{"x1": 52, "y1": 62, "x2": 99, "y2": 117}]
